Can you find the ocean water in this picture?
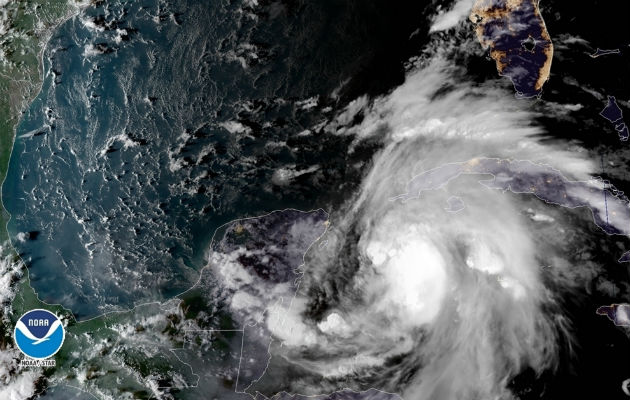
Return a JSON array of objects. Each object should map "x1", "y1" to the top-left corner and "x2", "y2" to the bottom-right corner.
[{"x1": 3, "y1": 0, "x2": 432, "y2": 319}]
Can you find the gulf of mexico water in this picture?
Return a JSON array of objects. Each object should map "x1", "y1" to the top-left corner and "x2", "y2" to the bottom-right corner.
[{"x1": 3, "y1": 0, "x2": 433, "y2": 319}]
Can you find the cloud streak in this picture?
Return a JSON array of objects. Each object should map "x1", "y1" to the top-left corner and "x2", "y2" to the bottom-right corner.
[{"x1": 258, "y1": 53, "x2": 610, "y2": 399}]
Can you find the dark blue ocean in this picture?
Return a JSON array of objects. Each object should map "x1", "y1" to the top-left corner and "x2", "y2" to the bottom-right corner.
[
  {"x1": 3, "y1": 0, "x2": 429, "y2": 319},
  {"x1": 5, "y1": 0, "x2": 307, "y2": 318}
]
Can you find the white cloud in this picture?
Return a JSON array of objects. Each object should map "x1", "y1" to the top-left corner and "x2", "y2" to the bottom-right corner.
[
  {"x1": 429, "y1": 0, "x2": 475, "y2": 32},
  {"x1": 266, "y1": 51, "x2": 600, "y2": 398},
  {"x1": 0, "y1": 347, "x2": 41, "y2": 400}
]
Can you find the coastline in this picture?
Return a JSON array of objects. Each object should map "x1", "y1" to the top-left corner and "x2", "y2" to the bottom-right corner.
[{"x1": 0, "y1": 1, "x2": 90, "y2": 397}]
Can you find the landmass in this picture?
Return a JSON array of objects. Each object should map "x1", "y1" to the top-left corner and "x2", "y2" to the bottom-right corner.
[
  {"x1": 599, "y1": 96, "x2": 629, "y2": 142},
  {"x1": 207, "y1": 209, "x2": 329, "y2": 393},
  {"x1": 589, "y1": 48, "x2": 621, "y2": 58},
  {"x1": 394, "y1": 157, "x2": 630, "y2": 259},
  {"x1": 596, "y1": 304, "x2": 630, "y2": 327},
  {"x1": 469, "y1": 0, "x2": 554, "y2": 98},
  {"x1": 445, "y1": 196, "x2": 465, "y2": 212}
]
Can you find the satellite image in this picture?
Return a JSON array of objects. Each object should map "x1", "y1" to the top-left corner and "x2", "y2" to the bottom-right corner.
[{"x1": 0, "y1": 0, "x2": 628, "y2": 399}]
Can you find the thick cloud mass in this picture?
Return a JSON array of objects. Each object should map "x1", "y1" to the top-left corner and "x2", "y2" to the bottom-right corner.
[{"x1": 251, "y1": 54, "x2": 618, "y2": 399}]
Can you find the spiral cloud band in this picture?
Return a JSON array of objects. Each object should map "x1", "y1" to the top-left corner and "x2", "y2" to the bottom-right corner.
[
  {"x1": 206, "y1": 43, "x2": 627, "y2": 398},
  {"x1": 221, "y1": 54, "x2": 628, "y2": 399}
]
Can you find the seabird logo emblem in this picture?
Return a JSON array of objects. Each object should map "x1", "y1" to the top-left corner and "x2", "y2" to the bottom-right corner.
[{"x1": 14, "y1": 309, "x2": 65, "y2": 360}]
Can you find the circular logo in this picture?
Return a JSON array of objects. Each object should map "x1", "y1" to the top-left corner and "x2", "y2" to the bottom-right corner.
[{"x1": 14, "y1": 309, "x2": 65, "y2": 360}]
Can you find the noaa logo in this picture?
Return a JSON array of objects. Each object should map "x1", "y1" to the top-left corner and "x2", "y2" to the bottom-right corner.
[{"x1": 14, "y1": 309, "x2": 65, "y2": 360}]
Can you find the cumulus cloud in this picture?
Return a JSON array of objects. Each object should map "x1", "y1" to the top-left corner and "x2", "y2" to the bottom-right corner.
[
  {"x1": 429, "y1": 0, "x2": 476, "y2": 32},
  {"x1": 0, "y1": 349, "x2": 41, "y2": 400},
  {"x1": 0, "y1": 246, "x2": 23, "y2": 309},
  {"x1": 0, "y1": 244, "x2": 41, "y2": 400}
]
